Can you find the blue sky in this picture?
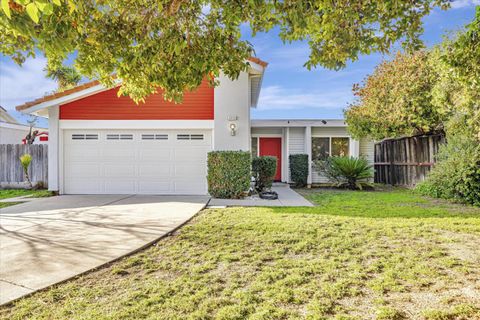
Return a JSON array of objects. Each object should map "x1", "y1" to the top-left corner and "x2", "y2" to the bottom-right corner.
[{"x1": 0, "y1": 1, "x2": 478, "y2": 126}]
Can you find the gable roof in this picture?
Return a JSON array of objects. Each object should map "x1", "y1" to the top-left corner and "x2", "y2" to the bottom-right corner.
[
  {"x1": 0, "y1": 106, "x2": 20, "y2": 124},
  {"x1": 16, "y1": 57, "x2": 268, "y2": 113}
]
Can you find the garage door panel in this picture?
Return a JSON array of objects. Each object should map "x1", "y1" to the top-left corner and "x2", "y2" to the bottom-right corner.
[
  {"x1": 138, "y1": 165, "x2": 172, "y2": 177},
  {"x1": 65, "y1": 163, "x2": 101, "y2": 178},
  {"x1": 65, "y1": 179, "x2": 103, "y2": 194},
  {"x1": 64, "y1": 129, "x2": 211, "y2": 194},
  {"x1": 66, "y1": 147, "x2": 101, "y2": 161},
  {"x1": 104, "y1": 180, "x2": 136, "y2": 194},
  {"x1": 104, "y1": 164, "x2": 136, "y2": 177},
  {"x1": 138, "y1": 148, "x2": 172, "y2": 161},
  {"x1": 137, "y1": 181, "x2": 172, "y2": 194},
  {"x1": 102, "y1": 147, "x2": 136, "y2": 161},
  {"x1": 174, "y1": 148, "x2": 208, "y2": 161}
]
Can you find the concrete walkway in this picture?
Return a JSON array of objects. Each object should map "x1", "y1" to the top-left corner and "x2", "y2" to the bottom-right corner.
[
  {"x1": 208, "y1": 184, "x2": 313, "y2": 207},
  {"x1": 0, "y1": 195, "x2": 208, "y2": 305}
]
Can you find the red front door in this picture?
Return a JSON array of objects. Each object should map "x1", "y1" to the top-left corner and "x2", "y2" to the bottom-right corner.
[{"x1": 259, "y1": 137, "x2": 282, "y2": 181}]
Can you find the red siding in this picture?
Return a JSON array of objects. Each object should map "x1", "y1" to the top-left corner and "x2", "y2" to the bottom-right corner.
[{"x1": 60, "y1": 80, "x2": 214, "y2": 120}]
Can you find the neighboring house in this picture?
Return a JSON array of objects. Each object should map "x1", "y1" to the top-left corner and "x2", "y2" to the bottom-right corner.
[
  {"x1": 16, "y1": 57, "x2": 374, "y2": 195},
  {"x1": 0, "y1": 106, "x2": 48, "y2": 144}
]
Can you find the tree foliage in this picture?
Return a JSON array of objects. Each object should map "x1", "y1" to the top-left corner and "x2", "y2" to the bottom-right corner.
[
  {"x1": 344, "y1": 51, "x2": 447, "y2": 140},
  {"x1": 345, "y1": 8, "x2": 480, "y2": 141},
  {"x1": 45, "y1": 64, "x2": 81, "y2": 91},
  {"x1": 1, "y1": 0, "x2": 449, "y2": 102}
]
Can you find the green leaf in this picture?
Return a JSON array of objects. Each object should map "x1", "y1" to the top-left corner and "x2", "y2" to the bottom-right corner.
[
  {"x1": 35, "y1": 0, "x2": 48, "y2": 12},
  {"x1": 26, "y1": 3, "x2": 39, "y2": 23},
  {"x1": 1, "y1": 0, "x2": 11, "y2": 18},
  {"x1": 53, "y1": 0, "x2": 61, "y2": 5},
  {"x1": 42, "y1": 3, "x2": 53, "y2": 15}
]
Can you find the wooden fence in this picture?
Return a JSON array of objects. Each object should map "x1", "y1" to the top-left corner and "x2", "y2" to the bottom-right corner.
[
  {"x1": 0, "y1": 144, "x2": 48, "y2": 187},
  {"x1": 374, "y1": 134, "x2": 445, "y2": 186}
]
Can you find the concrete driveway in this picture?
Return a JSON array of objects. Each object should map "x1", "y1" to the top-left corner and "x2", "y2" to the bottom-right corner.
[{"x1": 0, "y1": 195, "x2": 209, "y2": 305}]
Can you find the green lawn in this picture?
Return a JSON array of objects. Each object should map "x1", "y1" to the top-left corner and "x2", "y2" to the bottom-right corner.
[
  {"x1": 0, "y1": 189, "x2": 54, "y2": 209},
  {"x1": 1, "y1": 189, "x2": 479, "y2": 319}
]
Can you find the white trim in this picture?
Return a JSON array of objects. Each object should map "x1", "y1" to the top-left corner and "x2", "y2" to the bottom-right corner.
[
  {"x1": 305, "y1": 126, "x2": 312, "y2": 185},
  {"x1": 48, "y1": 106, "x2": 59, "y2": 191},
  {"x1": 20, "y1": 84, "x2": 111, "y2": 115},
  {"x1": 59, "y1": 120, "x2": 214, "y2": 130},
  {"x1": 285, "y1": 127, "x2": 290, "y2": 183},
  {"x1": 251, "y1": 119, "x2": 346, "y2": 127},
  {"x1": 251, "y1": 133, "x2": 282, "y2": 138}
]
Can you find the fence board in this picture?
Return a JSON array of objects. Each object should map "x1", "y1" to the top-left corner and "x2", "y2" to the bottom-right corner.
[
  {"x1": 374, "y1": 134, "x2": 445, "y2": 186},
  {"x1": 0, "y1": 144, "x2": 48, "y2": 187}
]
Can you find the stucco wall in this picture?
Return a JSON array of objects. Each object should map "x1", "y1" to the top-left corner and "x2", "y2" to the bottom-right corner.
[{"x1": 213, "y1": 72, "x2": 250, "y2": 151}]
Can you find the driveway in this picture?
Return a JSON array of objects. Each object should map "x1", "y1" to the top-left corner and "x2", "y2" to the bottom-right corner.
[{"x1": 0, "y1": 195, "x2": 209, "y2": 305}]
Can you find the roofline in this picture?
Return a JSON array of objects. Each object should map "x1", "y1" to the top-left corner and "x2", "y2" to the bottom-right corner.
[
  {"x1": 251, "y1": 119, "x2": 347, "y2": 127},
  {"x1": 17, "y1": 57, "x2": 268, "y2": 114}
]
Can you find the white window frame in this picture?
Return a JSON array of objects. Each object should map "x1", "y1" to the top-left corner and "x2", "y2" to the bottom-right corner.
[{"x1": 311, "y1": 136, "x2": 351, "y2": 160}]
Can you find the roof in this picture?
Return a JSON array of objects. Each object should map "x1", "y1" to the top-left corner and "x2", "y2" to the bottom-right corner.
[
  {"x1": 0, "y1": 106, "x2": 20, "y2": 124},
  {"x1": 16, "y1": 57, "x2": 268, "y2": 113},
  {"x1": 251, "y1": 119, "x2": 347, "y2": 127}
]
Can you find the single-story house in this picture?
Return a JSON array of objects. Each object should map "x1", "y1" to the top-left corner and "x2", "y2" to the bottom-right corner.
[
  {"x1": 0, "y1": 106, "x2": 48, "y2": 144},
  {"x1": 16, "y1": 57, "x2": 374, "y2": 195}
]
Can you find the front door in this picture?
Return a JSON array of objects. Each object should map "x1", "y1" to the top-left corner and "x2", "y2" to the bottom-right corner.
[{"x1": 259, "y1": 137, "x2": 282, "y2": 181}]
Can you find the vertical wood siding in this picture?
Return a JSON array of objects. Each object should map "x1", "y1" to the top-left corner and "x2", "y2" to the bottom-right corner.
[
  {"x1": 0, "y1": 144, "x2": 48, "y2": 186},
  {"x1": 60, "y1": 80, "x2": 214, "y2": 120},
  {"x1": 374, "y1": 134, "x2": 445, "y2": 186}
]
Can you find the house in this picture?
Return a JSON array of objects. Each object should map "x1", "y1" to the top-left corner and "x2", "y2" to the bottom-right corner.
[
  {"x1": 16, "y1": 57, "x2": 374, "y2": 195},
  {"x1": 0, "y1": 106, "x2": 48, "y2": 144}
]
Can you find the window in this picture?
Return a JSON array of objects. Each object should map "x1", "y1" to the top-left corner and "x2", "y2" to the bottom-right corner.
[
  {"x1": 312, "y1": 137, "x2": 349, "y2": 160},
  {"x1": 72, "y1": 134, "x2": 98, "y2": 140},
  {"x1": 176, "y1": 134, "x2": 204, "y2": 140},
  {"x1": 251, "y1": 137, "x2": 258, "y2": 157},
  {"x1": 142, "y1": 134, "x2": 168, "y2": 140},
  {"x1": 312, "y1": 137, "x2": 330, "y2": 161},
  {"x1": 331, "y1": 137, "x2": 349, "y2": 157},
  {"x1": 107, "y1": 134, "x2": 133, "y2": 140}
]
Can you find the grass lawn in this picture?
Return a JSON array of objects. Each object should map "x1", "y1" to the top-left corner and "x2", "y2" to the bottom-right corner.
[
  {"x1": 1, "y1": 189, "x2": 479, "y2": 319},
  {"x1": 0, "y1": 189, "x2": 54, "y2": 209}
]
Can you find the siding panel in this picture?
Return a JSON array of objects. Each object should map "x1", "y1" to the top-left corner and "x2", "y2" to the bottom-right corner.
[{"x1": 60, "y1": 80, "x2": 214, "y2": 120}]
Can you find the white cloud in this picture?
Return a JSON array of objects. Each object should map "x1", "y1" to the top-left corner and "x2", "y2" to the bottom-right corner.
[
  {"x1": 450, "y1": 0, "x2": 480, "y2": 8},
  {"x1": 0, "y1": 57, "x2": 56, "y2": 110},
  {"x1": 257, "y1": 85, "x2": 352, "y2": 110}
]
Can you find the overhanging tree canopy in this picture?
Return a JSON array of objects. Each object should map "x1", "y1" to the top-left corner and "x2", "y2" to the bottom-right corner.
[{"x1": 1, "y1": 0, "x2": 449, "y2": 102}]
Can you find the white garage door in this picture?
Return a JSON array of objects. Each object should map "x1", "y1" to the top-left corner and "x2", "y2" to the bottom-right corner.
[{"x1": 63, "y1": 129, "x2": 212, "y2": 194}]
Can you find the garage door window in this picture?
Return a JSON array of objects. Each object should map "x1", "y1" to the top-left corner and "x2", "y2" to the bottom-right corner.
[
  {"x1": 141, "y1": 134, "x2": 168, "y2": 140},
  {"x1": 106, "y1": 134, "x2": 133, "y2": 140},
  {"x1": 177, "y1": 134, "x2": 204, "y2": 140},
  {"x1": 71, "y1": 134, "x2": 98, "y2": 140}
]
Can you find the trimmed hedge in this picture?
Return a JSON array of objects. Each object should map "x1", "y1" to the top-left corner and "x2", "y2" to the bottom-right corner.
[
  {"x1": 207, "y1": 151, "x2": 251, "y2": 199},
  {"x1": 252, "y1": 156, "x2": 277, "y2": 192},
  {"x1": 289, "y1": 154, "x2": 308, "y2": 187}
]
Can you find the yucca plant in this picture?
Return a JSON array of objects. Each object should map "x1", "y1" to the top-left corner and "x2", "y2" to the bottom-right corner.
[
  {"x1": 19, "y1": 153, "x2": 33, "y2": 188},
  {"x1": 315, "y1": 156, "x2": 373, "y2": 190}
]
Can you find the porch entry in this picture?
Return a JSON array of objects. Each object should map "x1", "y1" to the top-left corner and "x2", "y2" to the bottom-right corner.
[{"x1": 259, "y1": 137, "x2": 282, "y2": 181}]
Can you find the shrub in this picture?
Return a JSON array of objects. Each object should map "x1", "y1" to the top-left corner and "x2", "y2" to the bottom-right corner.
[
  {"x1": 252, "y1": 156, "x2": 277, "y2": 192},
  {"x1": 207, "y1": 151, "x2": 251, "y2": 199},
  {"x1": 315, "y1": 156, "x2": 373, "y2": 190},
  {"x1": 416, "y1": 131, "x2": 480, "y2": 206},
  {"x1": 19, "y1": 153, "x2": 33, "y2": 188},
  {"x1": 289, "y1": 154, "x2": 309, "y2": 187}
]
